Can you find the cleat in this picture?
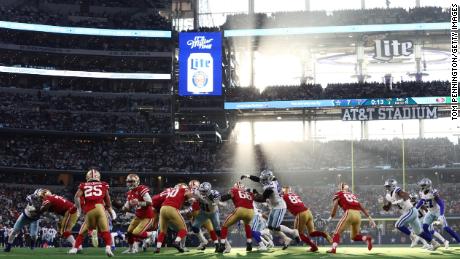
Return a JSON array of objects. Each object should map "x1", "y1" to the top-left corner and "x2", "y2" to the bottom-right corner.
[
  {"x1": 282, "y1": 237, "x2": 292, "y2": 250},
  {"x1": 105, "y1": 246, "x2": 114, "y2": 257},
  {"x1": 246, "y1": 242, "x2": 252, "y2": 252},
  {"x1": 430, "y1": 240, "x2": 441, "y2": 251},
  {"x1": 223, "y1": 245, "x2": 231, "y2": 254},
  {"x1": 215, "y1": 243, "x2": 221, "y2": 253},
  {"x1": 217, "y1": 243, "x2": 225, "y2": 253},
  {"x1": 309, "y1": 245, "x2": 318, "y2": 252},
  {"x1": 327, "y1": 248, "x2": 336, "y2": 254},
  {"x1": 154, "y1": 248, "x2": 160, "y2": 253},
  {"x1": 444, "y1": 240, "x2": 449, "y2": 249},
  {"x1": 366, "y1": 236, "x2": 373, "y2": 251},
  {"x1": 422, "y1": 244, "x2": 431, "y2": 250},
  {"x1": 258, "y1": 243, "x2": 268, "y2": 251},
  {"x1": 171, "y1": 241, "x2": 184, "y2": 253},
  {"x1": 122, "y1": 249, "x2": 134, "y2": 254},
  {"x1": 197, "y1": 241, "x2": 207, "y2": 251},
  {"x1": 68, "y1": 248, "x2": 78, "y2": 254},
  {"x1": 4, "y1": 243, "x2": 12, "y2": 253}
]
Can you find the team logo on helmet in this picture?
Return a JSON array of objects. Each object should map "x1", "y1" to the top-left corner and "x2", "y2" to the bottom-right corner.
[
  {"x1": 384, "y1": 179, "x2": 398, "y2": 192},
  {"x1": 282, "y1": 186, "x2": 292, "y2": 194},
  {"x1": 86, "y1": 169, "x2": 101, "y2": 182},
  {"x1": 126, "y1": 174, "x2": 140, "y2": 190},
  {"x1": 234, "y1": 181, "x2": 245, "y2": 190},
  {"x1": 189, "y1": 180, "x2": 200, "y2": 190}
]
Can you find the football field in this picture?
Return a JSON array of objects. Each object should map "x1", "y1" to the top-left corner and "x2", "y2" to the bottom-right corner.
[{"x1": 1, "y1": 246, "x2": 459, "y2": 259}]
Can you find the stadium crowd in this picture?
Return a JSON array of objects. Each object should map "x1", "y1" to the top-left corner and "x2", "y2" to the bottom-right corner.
[
  {"x1": 0, "y1": 50, "x2": 171, "y2": 73},
  {"x1": 0, "y1": 136, "x2": 456, "y2": 172},
  {"x1": 0, "y1": 29, "x2": 172, "y2": 52},
  {"x1": 223, "y1": 7, "x2": 450, "y2": 29},
  {"x1": 226, "y1": 81, "x2": 451, "y2": 101},
  {"x1": 0, "y1": 75, "x2": 170, "y2": 94},
  {"x1": 0, "y1": 4, "x2": 170, "y2": 29}
]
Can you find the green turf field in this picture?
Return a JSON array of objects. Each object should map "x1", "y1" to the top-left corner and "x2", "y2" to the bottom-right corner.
[{"x1": 1, "y1": 246, "x2": 459, "y2": 259}]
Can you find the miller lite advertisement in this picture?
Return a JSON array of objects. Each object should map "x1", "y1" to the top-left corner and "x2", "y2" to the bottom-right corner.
[{"x1": 179, "y1": 32, "x2": 222, "y2": 96}]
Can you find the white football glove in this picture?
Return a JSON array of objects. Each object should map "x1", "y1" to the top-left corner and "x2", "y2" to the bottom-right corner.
[
  {"x1": 326, "y1": 217, "x2": 332, "y2": 222},
  {"x1": 108, "y1": 208, "x2": 117, "y2": 220},
  {"x1": 437, "y1": 215, "x2": 446, "y2": 227}
]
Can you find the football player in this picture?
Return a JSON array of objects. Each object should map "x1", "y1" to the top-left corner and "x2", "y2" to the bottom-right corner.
[
  {"x1": 191, "y1": 182, "x2": 222, "y2": 252},
  {"x1": 69, "y1": 169, "x2": 116, "y2": 257},
  {"x1": 241, "y1": 170, "x2": 289, "y2": 246},
  {"x1": 179, "y1": 180, "x2": 217, "y2": 250},
  {"x1": 36, "y1": 189, "x2": 78, "y2": 247},
  {"x1": 218, "y1": 181, "x2": 255, "y2": 253},
  {"x1": 417, "y1": 178, "x2": 460, "y2": 244},
  {"x1": 409, "y1": 193, "x2": 448, "y2": 249},
  {"x1": 282, "y1": 186, "x2": 332, "y2": 252},
  {"x1": 382, "y1": 179, "x2": 439, "y2": 251},
  {"x1": 326, "y1": 182, "x2": 375, "y2": 254},
  {"x1": 155, "y1": 183, "x2": 194, "y2": 253},
  {"x1": 251, "y1": 208, "x2": 273, "y2": 251},
  {"x1": 121, "y1": 173, "x2": 155, "y2": 254},
  {"x1": 4, "y1": 189, "x2": 42, "y2": 252}
]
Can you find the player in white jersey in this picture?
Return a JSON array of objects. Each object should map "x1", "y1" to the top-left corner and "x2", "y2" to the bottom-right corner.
[
  {"x1": 190, "y1": 182, "x2": 223, "y2": 252},
  {"x1": 4, "y1": 190, "x2": 43, "y2": 252},
  {"x1": 409, "y1": 194, "x2": 449, "y2": 249},
  {"x1": 47, "y1": 228, "x2": 57, "y2": 247},
  {"x1": 382, "y1": 179, "x2": 440, "y2": 250},
  {"x1": 251, "y1": 209, "x2": 274, "y2": 251},
  {"x1": 242, "y1": 170, "x2": 299, "y2": 249},
  {"x1": 416, "y1": 178, "x2": 460, "y2": 244}
]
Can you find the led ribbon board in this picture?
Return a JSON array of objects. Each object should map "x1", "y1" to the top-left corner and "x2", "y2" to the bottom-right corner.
[
  {"x1": 224, "y1": 97, "x2": 450, "y2": 110},
  {"x1": 0, "y1": 21, "x2": 171, "y2": 38},
  {"x1": 179, "y1": 32, "x2": 222, "y2": 96},
  {"x1": 0, "y1": 66, "x2": 171, "y2": 80},
  {"x1": 224, "y1": 23, "x2": 450, "y2": 37}
]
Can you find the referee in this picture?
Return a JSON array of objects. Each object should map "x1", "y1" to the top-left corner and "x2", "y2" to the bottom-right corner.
[{"x1": 314, "y1": 214, "x2": 329, "y2": 246}]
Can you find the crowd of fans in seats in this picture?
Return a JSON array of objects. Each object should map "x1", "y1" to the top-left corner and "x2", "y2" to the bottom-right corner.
[
  {"x1": 0, "y1": 109, "x2": 170, "y2": 134},
  {"x1": 0, "y1": 136, "x2": 457, "y2": 172},
  {"x1": 0, "y1": 75, "x2": 170, "y2": 94},
  {"x1": 225, "y1": 81, "x2": 450, "y2": 101},
  {"x1": 0, "y1": 50, "x2": 171, "y2": 73},
  {"x1": 0, "y1": 4, "x2": 171, "y2": 29},
  {"x1": 0, "y1": 90, "x2": 170, "y2": 113},
  {"x1": 223, "y1": 7, "x2": 450, "y2": 29},
  {"x1": 0, "y1": 29, "x2": 172, "y2": 52}
]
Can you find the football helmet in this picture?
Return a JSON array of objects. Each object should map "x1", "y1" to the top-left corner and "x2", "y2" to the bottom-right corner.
[
  {"x1": 234, "y1": 181, "x2": 245, "y2": 190},
  {"x1": 282, "y1": 186, "x2": 292, "y2": 194},
  {"x1": 86, "y1": 169, "x2": 101, "y2": 182},
  {"x1": 175, "y1": 183, "x2": 188, "y2": 190},
  {"x1": 37, "y1": 189, "x2": 51, "y2": 199},
  {"x1": 339, "y1": 182, "x2": 350, "y2": 192},
  {"x1": 384, "y1": 179, "x2": 398, "y2": 192},
  {"x1": 259, "y1": 169, "x2": 274, "y2": 184},
  {"x1": 199, "y1": 182, "x2": 212, "y2": 196},
  {"x1": 126, "y1": 174, "x2": 140, "y2": 190},
  {"x1": 409, "y1": 193, "x2": 418, "y2": 203},
  {"x1": 418, "y1": 178, "x2": 432, "y2": 193},
  {"x1": 189, "y1": 180, "x2": 200, "y2": 190}
]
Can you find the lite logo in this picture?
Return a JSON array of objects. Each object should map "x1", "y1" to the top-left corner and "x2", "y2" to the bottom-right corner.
[
  {"x1": 187, "y1": 53, "x2": 213, "y2": 93},
  {"x1": 373, "y1": 39, "x2": 413, "y2": 61}
]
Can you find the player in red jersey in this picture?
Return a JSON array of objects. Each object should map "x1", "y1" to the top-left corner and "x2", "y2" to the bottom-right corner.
[
  {"x1": 152, "y1": 187, "x2": 173, "y2": 228},
  {"x1": 69, "y1": 169, "x2": 116, "y2": 257},
  {"x1": 37, "y1": 189, "x2": 78, "y2": 247},
  {"x1": 121, "y1": 174, "x2": 155, "y2": 254},
  {"x1": 155, "y1": 183, "x2": 194, "y2": 253},
  {"x1": 218, "y1": 181, "x2": 255, "y2": 253},
  {"x1": 326, "y1": 183, "x2": 376, "y2": 254},
  {"x1": 282, "y1": 186, "x2": 332, "y2": 252}
]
